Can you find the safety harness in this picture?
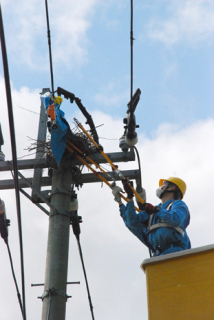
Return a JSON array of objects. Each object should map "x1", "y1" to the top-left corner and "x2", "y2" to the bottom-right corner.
[{"x1": 147, "y1": 201, "x2": 185, "y2": 237}]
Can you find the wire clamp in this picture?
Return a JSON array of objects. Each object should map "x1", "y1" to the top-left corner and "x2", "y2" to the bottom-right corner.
[{"x1": 38, "y1": 287, "x2": 72, "y2": 301}]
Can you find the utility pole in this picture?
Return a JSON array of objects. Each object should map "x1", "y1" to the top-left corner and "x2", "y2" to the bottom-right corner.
[
  {"x1": 0, "y1": 88, "x2": 140, "y2": 320},
  {"x1": 41, "y1": 166, "x2": 73, "y2": 320}
]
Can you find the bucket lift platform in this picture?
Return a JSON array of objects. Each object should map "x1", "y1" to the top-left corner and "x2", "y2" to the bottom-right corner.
[{"x1": 141, "y1": 244, "x2": 214, "y2": 320}]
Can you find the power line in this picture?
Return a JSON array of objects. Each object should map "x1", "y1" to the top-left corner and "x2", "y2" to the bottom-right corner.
[
  {"x1": 130, "y1": 0, "x2": 134, "y2": 99},
  {"x1": 45, "y1": 0, "x2": 54, "y2": 95},
  {"x1": 0, "y1": 5, "x2": 27, "y2": 319},
  {"x1": 6, "y1": 241, "x2": 25, "y2": 319}
]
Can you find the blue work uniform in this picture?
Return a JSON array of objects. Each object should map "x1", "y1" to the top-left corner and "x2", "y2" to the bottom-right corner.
[{"x1": 119, "y1": 199, "x2": 191, "y2": 257}]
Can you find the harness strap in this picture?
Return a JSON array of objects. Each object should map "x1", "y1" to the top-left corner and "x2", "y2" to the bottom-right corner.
[
  {"x1": 147, "y1": 200, "x2": 184, "y2": 237},
  {"x1": 148, "y1": 213, "x2": 154, "y2": 228},
  {"x1": 147, "y1": 223, "x2": 184, "y2": 236}
]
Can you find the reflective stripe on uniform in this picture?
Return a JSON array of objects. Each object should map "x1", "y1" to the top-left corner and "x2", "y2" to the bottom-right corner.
[{"x1": 147, "y1": 223, "x2": 184, "y2": 236}]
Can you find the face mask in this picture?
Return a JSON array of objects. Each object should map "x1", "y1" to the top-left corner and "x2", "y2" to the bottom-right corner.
[{"x1": 156, "y1": 186, "x2": 164, "y2": 199}]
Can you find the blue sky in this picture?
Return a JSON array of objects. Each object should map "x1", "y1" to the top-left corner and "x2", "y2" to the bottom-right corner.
[
  {"x1": 1, "y1": 0, "x2": 213, "y2": 136},
  {"x1": 0, "y1": 1, "x2": 214, "y2": 319}
]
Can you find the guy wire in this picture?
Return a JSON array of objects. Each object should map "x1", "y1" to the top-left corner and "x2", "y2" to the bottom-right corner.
[{"x1": 45, "y1": 0, "x2": 54, "y2": 95}]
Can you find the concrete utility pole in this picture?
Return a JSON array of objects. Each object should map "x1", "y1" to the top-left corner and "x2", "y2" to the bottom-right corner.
[
  {"x1": 0, "y1": 88, "x2": 140, "y2": 320},
  {"x1": 41, "y1": 166, "x2": 73, "y2": 320}
]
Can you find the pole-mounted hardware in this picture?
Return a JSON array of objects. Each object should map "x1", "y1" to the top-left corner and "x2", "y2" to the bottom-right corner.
[
  {"x1": 31, "y1": 282, "x2": 80, "y2": 287},
  {"x1": 0, "y1": 199, "x2": 10, "y2": 243},
  {"x1": 57, "y1": 87, "x2": 100, "y2": 145},
  {"x1": 38, "y1": 287, "x2": 72, "y2": 301},
  {"x1": 119, "y1": 88, "x2": 141, "y2": 152},
  {"x1": 0, "y1": 123, "x2": 5, "y2": 161}
]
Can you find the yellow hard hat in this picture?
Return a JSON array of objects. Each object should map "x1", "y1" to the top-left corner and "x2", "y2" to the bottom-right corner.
[{"x1": 159, "y1": 177, "x2": 186, "y2": 199}]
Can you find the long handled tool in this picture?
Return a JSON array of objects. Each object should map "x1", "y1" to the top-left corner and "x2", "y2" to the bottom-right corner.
[
  {"x1": 73, "y1": 118, "x2": 145, "y2": 205},
  {"x1": 67, "y1": 140, "x2": 116, "y2": 182},
  {"x1": 65, "y1": 143, "x2": 141, "y2": 213}
]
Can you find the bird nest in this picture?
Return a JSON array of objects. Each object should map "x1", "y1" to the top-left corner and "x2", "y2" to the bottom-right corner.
[{"x1": 27, "y1": 127, "x2": 97, "y2": 168}]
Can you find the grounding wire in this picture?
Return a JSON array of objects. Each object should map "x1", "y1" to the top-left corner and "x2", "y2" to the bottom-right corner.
[
  {"x1": 0, "y1": 5, "x2": 27, "y2": 320},
  {"x1": 76, "y1": 238, "x2": 95, "y2": 320},
  {"x1": 45, "y1": 0, "x2": 54, "y2": 95},
  {"x1": 6, "y1": 241, "x2": 24, "y2": 319}
]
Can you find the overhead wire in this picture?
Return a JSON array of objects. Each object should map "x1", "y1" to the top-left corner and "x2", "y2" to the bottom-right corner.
[
  {"x1": 6, "y1": 241, "x2": 25, "y2": 319},
  {"x1": 0, "y1": 5, "x2": 27, "y2": 320},
  {"x1": 45, "y1": 0, "x2": 54, "y2": 95},
  {"x1": 130, "y1": 0, "x2": 134, "y2": 99}
]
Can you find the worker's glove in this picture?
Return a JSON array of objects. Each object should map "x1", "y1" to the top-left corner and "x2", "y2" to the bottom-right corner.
[
  {"x1": 140, "y1": 203, "x2": 160, "y2": 215},
  {"x1": 110, "y1": 182, "x2": 123, "y2": 202},
  {"x1": 122, "y1": 179, "x2": 134, "y2": 199},
  {"x1": 135, "y1": 185, "x2": 146, "y2": 202},
  {"x1": 70, "y1": 198, "x2": 78, "y2": 211}
]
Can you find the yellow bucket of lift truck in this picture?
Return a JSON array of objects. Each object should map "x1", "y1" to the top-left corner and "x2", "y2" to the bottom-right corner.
[{"x1": 141, "y1": 244, "x2": 214, "y2": 320}]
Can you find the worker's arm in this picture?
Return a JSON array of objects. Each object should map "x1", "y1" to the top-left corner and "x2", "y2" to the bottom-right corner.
[{"x1": 120, "y1": 200, "x2": 149, "y2": 228}]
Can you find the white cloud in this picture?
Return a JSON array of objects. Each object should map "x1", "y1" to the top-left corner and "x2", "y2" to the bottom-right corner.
[
  {"x1": 94, "y1": 81, "x2": 129, "y2": 109},
  {"x1": 1, "y1": 83, "x2": 214, "y2": 319},
  {"x1": 1, "y1": 0, "x2": 98, "y2": 70},
  {"x1": 147, "y1": 0, "x2": 214, "y2": 46}
]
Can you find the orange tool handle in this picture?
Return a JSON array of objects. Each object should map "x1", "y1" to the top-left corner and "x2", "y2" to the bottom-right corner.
[
  {"x1": 66, "y1": 144, "x2": 141, "y2": 212},
  {"x1": 74, "y1": 119, "x2": 145, "y2": 204}
]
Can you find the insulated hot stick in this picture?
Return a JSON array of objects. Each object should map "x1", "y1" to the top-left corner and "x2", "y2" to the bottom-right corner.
[
  {"x1": 67, "y1": 140, "x2": 116, "y2": 183},
  {"x1": 74, "y1": 118, "x2": 145, "y2": 205},
  {"x1": 65, "y1": 143, "x2": 141, "y2": 212}
]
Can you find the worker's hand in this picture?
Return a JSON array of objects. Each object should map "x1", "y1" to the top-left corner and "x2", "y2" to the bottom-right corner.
[
  {"x1": 140, "y1": 203, "x2": 160, "y2": 215},
  {"x1": 110, "y1": 182, "x2": 123, "y2": 202},
  {"x1": 135, "y1": 185, "x2": 146, "y2": 202},
  {"x1": 122, "y1": 179, "x2": 134, "y2": 199}
]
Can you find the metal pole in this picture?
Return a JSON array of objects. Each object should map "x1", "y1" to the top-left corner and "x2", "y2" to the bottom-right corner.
[{"x1": 41, "y1": 166, "x2": 72, "y2": 320}]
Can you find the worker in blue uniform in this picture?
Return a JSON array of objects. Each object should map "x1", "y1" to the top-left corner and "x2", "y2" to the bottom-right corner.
[{"x1": 111, "y1": 177, "x2": 191, "y2": 257}]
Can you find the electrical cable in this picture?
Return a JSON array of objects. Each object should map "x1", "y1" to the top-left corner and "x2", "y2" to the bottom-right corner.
[
  {"x1": 133, "y1": 146, "x2": 142, "y2": 187},
  {"x1": 130, "y1": 0, "x2": 134, "y2": 99},
  {"x1": 0, "y1": 5, "x2": 27, "y2": 319},
  {"x1": 6, "y1": 241, "x2": 24, "y2": 319},
  {"x1": 133, "y1": 147, "x2": 152, "y2": 257},
  {"x1": 76, "y1": 238, "x2": 95, "y2": 320},
  {"x1": 45, "y1": 0, "x2": 54, "y2": 95},
  {"x1": 70, "y1": 210, "x2": 95, "y2": 320}
]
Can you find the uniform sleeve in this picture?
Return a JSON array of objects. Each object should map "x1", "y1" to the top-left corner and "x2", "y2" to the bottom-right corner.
[
  {"x1": 159, "y1": 201, "x2": 190, "y2": 229},
  {"x1": 120, "y1": 200, "x2": 149, "y2": 228},
  {"x1": 119, "y1": 202, "x2": 150, "y2": 247}
]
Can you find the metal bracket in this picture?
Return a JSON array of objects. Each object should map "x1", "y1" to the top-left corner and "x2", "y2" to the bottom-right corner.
[
  {"x1": 49, "y1": 209, "x2": 80, "y2": 220},
  {"x1": 38, "y1": 287, "x2": 71, "y2": 301},
  {"x1": 49, "y1": 188, "x2": 73, "y2": 199}
]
